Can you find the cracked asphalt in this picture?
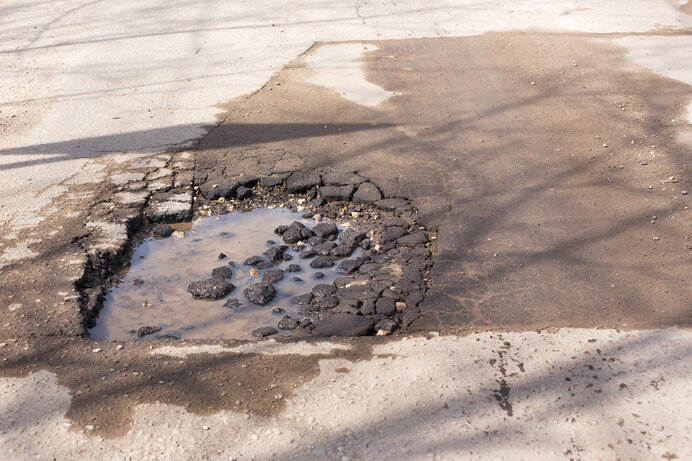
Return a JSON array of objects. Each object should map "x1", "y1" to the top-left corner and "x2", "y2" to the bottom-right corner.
[{"x1": 0, "y1": 0, "x2": 691, "y2": 459}]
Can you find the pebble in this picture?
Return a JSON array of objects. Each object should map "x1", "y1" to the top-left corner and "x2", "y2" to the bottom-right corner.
[
  {"x1": 682, "y1": 190, "x2": 689, "y2": 195},
  {"x1": 202, "y1": 425, "x2": 210, "y2": 430},
  {"x1": 115, "y1": 345, "x2": 124, "y2": 350},
  {"x1": 85, "y1": 425, "x2": 95, "y2": 431},
  {"x1": 92, "y1": 348, "x2": 102, "y2": 353}
]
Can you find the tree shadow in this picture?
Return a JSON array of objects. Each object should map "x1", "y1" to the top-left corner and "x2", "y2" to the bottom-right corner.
[{"x1": 0, "y1": 122, "x2": 392, "y2": 171}]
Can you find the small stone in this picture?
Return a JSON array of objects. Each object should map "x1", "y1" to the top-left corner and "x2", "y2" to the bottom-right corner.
[
  {"x1": 330, "y1": 243, "x2": 356, "y2": 258},
  {"x1": 115, "y1": 344, "x2": 124, "y2": 350},
  {"x1": 133, "y1": 278, "x2": 144, "y2": 286},
  {"x1": 316, "y1": 297, "x2": 339, "y2": 309},
  {"x1": 360, "y1": 299, "x2": 376, "y2": 316},
  {"x1": 310, "y1": 256, "x2": 334, "y2": 268},
  {"x1": 274, "y1": 225, "x2": 289, "y2": 235},
  {"x1": 151, "y1": 224, "x2": 174, "y2": 238},
  {"x1": 236, "y1": 185, "x2": 252, "y2": 199},
  {"x1": 137, "y1": 326, "x2": 162, "y2": 337},
  {"x1": 211, "y1": 266, "x2": 233, "y2": 279},
  {"x1": 320, "y1": 185, "x2": 355, "y2": 201},
  {"x1": 218, "y1": 253, "x2": 227, "y2": 260},
  {"x1": 312, "y1": 222, "x2": 339, "y2": 238},
  {"x1": 381, "y1": 226, "x2": 408, "y2": 243},
  {"x1": 244, "y1": 282, "x2": 276, "y2": 305},
  {"x1": 263, "y1": 269, "x2": 285, "y2": 283},
  {"x1": 339, "y1": 259, "x2": 362, "y2": 274},
  {"x1": 292, "y1": 276, "x2": 303, "y2": 282},
  {"x1": 260, "y1": 176, "x2": 284, "y2": 188},
  {"x1": 352, "y1": 182, "x2": 382, "y2": 204},
  {"x1": 682, "y1": 190, "x2": 689, "y2": 195},
  {"x1": 312, "y1": 284, "x2": 337, "y2": 298},
  {"x1": 85, "y1": 425, "x2": 95, "y2": 431},
  {"x1": 286, "y1": 264, "x2": 301, "y2": 272},
  {"x1": 375, "y1": 298, "x2": 397, "y2": 316},
  {"x1": 282, "y1": 227, "x2": 304, "y2": 244},
  {"x1": 252, "y1": 326, "x2": 278, "y2": 337},
  {"x1": 187, "y1": 278, "x2": 235, "y2": 299},
  {"x1": 299, "y1": 249, "x2": 316, "y2": 259},
  {"x1": 313, "y1": 241, "x2": 337, "y2": 255},
  {"x1": 92, "y1": 348, "x2": 102, "y2": 353},
  {"x1": 264, "y1": 245, "x2": 288, "y2": 261},
  {"x1": 405, "y1": 290, "x2": 425, "y2": 307},
  {"x1": 336, "y1": 285, "x2": 377, "y2": 300},
  {"x1": 202, "y1": 425, "x2": 210, "y2": 431},
  {"x1": 314, "y1": 272, "x2": 325, "y2": 279},
  {"x1": 291, "y1": 293, "x2": 314, "y2": 305},
  {"x1": 249, "y1": 268, "x2": 259, "y2": 277},
  {"x1": 256, "y1": 260, "x2": 276, "y2": 270},
  {"x1": 272, "y1": 307, "x2": 286, "y2": 313},
  {"x1": 308, "y1": 235, "x2": 325, "y2": 246},
  {"x1": 334, "y1": 303, "x2": 359, "y2": 315},
  {"x1": 278, "y1": 318, "x2": 299, "y2": 330},
  {"x1": 244, "y1": 255, "x2": 264, "y2": 266},
  {"x1": 238, "y1": 174, "x2": 259, "y2": 187},
  {"x1": 199, "y1": 179, "x2": 239, "y2": 200},
  {"x1": 286, "y1": 171, "x2": 321, "y2": 193}
]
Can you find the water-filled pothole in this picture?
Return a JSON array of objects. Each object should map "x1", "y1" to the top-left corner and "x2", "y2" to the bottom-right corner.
[{"x1": 90, "y1": 208, "x2": 359, "y2": 340}]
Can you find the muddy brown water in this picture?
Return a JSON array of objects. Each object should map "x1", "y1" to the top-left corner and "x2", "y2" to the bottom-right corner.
[{"x1": 90, "y1": 207, "x2": 356, "y2": 340}]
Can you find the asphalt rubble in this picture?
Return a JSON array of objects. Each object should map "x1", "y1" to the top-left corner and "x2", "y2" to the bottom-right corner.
[{"x1": 83, "y1": 167, "x2": 437, "y2": 339}]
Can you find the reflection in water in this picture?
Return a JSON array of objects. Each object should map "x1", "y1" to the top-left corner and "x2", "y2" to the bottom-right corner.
[{"x1": 90, "y1": 208, "x2": 352, "y2": 340}]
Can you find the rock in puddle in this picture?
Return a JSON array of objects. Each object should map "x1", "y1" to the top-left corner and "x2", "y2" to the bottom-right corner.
[
  {"x1": 188, "y1": 277, "x2": 235, "y2": 299},
  {"x1": 310, "y1": 256, "x2": 334, "y2": 268},
  {"x1": 278, "y1": 318, "x2": 299, "y2": 330},
  {"x1": 243, "y1": 282, "x2": 276, "y2": 305},
  {"x1": 252, "y1": 326, "x2": 278, "y2": 337},
  {"x1": 262, "y1": 269, "x2": 285, "y2": 283},
  {"x1": 264, "y1": 245, "x2": 288, "y2": 261},
  {"x1": 244, "y1": 255, "x2": 265, "y2": 266},
  {"x1": 137, "y1": 326, "x2": 162, "y2": 337},
  {"x1": 291, "y1": 293, "x2": 314, "y2": 305},
  {"x1": 211, "y1": 266, "x2": 233, "y2": 279},
  {"x1": 151, "y1": 224, "x2": 174, "y2": 238}
]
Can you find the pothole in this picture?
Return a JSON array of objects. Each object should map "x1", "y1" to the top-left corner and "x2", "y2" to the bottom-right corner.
[
  {"x1": 84, "y1": 169, "x2": 436, "y2": 340},
  {"x1": 90, "y1": 208, "x2": 364, "y2": 340}
]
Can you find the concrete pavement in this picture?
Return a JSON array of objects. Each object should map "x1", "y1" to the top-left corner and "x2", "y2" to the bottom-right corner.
[{"x1": 0, "y1": 0, "x2": 691, "y2": 459}]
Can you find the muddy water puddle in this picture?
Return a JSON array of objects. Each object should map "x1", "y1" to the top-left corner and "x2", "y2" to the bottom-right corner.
[{"x1": 90, "y1": 208, "x2": 356, "y2": 340}]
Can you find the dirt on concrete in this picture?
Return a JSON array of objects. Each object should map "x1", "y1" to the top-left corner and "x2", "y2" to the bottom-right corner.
[
  {"x1": 196, "y1": 32, "x2": 691, "y2": 332},
  {"x1": 0, "y1": 336, "x2": 375, "y2": 437}
]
